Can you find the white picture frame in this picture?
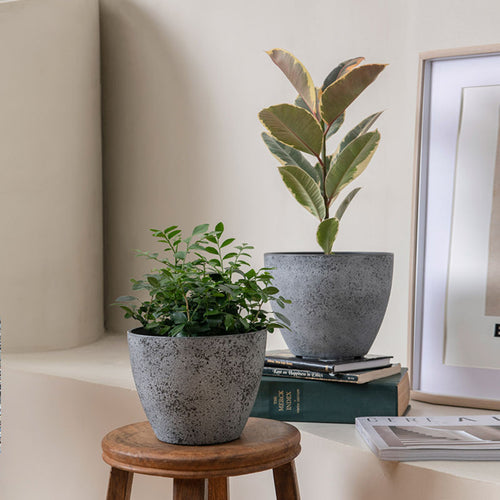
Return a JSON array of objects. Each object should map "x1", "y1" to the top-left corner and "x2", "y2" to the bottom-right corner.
[{"x1": 410, "y1": 45, "x2": 500, "y2": 410}]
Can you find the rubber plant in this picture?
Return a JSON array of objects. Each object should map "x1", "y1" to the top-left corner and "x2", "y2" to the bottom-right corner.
[{"x1": 259, "y1": 49, "x2": 386, "y2": 254}]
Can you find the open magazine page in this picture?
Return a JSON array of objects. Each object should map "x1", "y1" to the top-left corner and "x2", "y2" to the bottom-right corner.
[{"x1": 356, "y1": 415, "x2": 500, "y2": 461}]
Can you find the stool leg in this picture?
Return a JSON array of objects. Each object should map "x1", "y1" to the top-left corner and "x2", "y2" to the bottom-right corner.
[
  {"x1": 106, "y1": 467, "x2": 133, "y2": 500},
  {"x1": 173, "y1": 478, "x2": 205, "y2": 500},
  {"x1": 273, "y1": 460, "x2": 300, "y2": 500},
  {"x1": 207, "y1": 477, "x2": 229, "y2": 500}
]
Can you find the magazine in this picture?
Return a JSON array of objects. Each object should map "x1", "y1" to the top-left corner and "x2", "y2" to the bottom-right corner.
[{"x1": 355, "y1": 415, "x2": 500, "y2": 461}]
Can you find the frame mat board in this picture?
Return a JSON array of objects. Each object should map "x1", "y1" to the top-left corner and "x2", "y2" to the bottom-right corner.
[
  {"x1": 409, "y1": 44, "x2": 500, "y2": 410},
  {"x1": 485, "y1": 115, "x2": 500, "y2": 317},
  {"x1": 445, "y1": 85, "x2": 500, "y2": 369}
]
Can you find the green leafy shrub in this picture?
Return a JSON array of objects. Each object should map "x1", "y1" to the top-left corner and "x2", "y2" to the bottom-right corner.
[
  {"x1": 259, "y1": 49, "x2": 386, "y2": 254},
  {"x1": 115, "y1": 223, "x2": 290, "y2": 336}
]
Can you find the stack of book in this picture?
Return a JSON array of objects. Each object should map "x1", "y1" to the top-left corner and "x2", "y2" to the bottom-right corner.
[{"x1": 250, "y1": 349, "x2": 410, "y2": 424}]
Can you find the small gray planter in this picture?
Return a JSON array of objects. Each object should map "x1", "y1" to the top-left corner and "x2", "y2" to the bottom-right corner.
[
  {"x1": 264, "y1": 252, "x2": 393, "y2": 359},
  {"x1": 127, "y1": 328, "x2": 267, "y2": 445}
]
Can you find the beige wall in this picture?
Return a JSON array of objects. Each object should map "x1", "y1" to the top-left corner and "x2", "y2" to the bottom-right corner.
[
  {"x1": 100, "y1": 0, "x2": 500, "y2": 363},
  {"x1": 1, "y1": 0, "x2": 500, "y2": 359},
  {"x1": 0, "y1": 0, "x2": 103, "y2": 352}
]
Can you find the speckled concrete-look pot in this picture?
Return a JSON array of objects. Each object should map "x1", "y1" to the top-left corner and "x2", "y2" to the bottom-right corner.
[
  {"x1": 127, "y1": 328, "x2": 267, "y2": 445},
  {"x1": 264, "y1": 252, "x2": 393, "y2": 359}
]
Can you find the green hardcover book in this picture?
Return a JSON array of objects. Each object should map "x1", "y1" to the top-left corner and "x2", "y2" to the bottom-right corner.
[{"x1": 250, "y1": 369, "x2": 410, "y2": 424}]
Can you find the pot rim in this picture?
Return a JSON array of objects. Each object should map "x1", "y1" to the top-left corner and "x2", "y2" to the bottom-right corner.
[
  {"x1": 264, "y1": 251, "x2": 393, "y2": 257},
  {"x1": 127, "y1": 327, "x2": 267, "y2": 339}
]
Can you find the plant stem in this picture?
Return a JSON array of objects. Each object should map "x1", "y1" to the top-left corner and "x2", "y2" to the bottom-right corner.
[
  {"x1": 322, "y1": 127, "x2": 329, "y2": 219},
  {"x1": 183, "y1": 290, "x2": 191, "y2": 322}
]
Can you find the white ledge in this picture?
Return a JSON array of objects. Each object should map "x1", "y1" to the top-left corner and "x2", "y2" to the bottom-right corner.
[{"x1": 4, "y1": 332, "x2": 135, "y2": 390}]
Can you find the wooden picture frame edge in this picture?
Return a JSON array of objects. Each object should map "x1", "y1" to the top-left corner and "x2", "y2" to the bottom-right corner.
[{"x1": 409, "y1": 44, "x2": 500, "y2": 410}]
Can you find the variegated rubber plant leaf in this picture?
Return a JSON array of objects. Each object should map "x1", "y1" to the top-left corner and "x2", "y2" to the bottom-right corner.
[
  {"x1": 321, "y1": 57, "x2": 365, "y2": 90},
  {"x1": 316, "y1": 217, "x2": 339, "y2": 254},
  {"x1": 335, "y1": 187, "x2": 362, "y2": 220},
  {"x1": 320, "y1": 64, "x2": 386, "y2": 126},
  {"x1": 259, "y1": 104, "x2": 324, "y2": 156},
  {"x1": 267, "y1": 48, "x2": 317, "y2": 117},
  {"x1": 278, "y1": 166, "x2": 326, "y2": 220},
  {"x1": 292, "y1": 107, "x2": 344, "y2": 155},
  {"x1": 261, "y1": 132, "x2": 320, "y2": 182},
  {"x1": 326, "y1": 112, "x2": 345, "y2": 140},
  {"x1": 294, "y1": 95, "x2": 309, "y2": 111},
  {"x1": 314, "y1": 163, "x2": 325, "y2": 192},
  {"x1": 325, "y1": 130, "x2": 380, "y2": 204},
  {"x1": 328, "y1": 111, "x2": 382, "y2": 165},
  {"x1": 338, "y1": 112, "x2": 383, "y2": 153}
]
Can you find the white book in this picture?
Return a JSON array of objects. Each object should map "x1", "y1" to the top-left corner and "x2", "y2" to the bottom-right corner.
[{"x1": 355, "y1": 414, "x2": 500, "y2": 461}]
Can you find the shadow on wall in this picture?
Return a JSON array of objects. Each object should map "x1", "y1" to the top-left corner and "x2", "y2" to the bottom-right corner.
[{"x1": 99, "y1": 0, "x2": 206, "y2": 333}]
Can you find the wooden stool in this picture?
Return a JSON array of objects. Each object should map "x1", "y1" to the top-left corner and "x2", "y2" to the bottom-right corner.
[{"x1": 102, "y1": 417, "x2": 301, "y2": 500}]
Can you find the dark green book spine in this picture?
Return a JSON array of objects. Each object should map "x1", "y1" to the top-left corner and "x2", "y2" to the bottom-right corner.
[{"x1": 250, "y1": 370, "x2": 408, "y2": 424}]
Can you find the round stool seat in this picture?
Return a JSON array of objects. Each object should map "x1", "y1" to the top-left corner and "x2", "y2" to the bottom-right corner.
[
  {"x1": 102, "y1": 417, "x2": 301, "y2": 479},
  {"x1": 102, "y1": 417, "x2": 302, "y2": 499}
]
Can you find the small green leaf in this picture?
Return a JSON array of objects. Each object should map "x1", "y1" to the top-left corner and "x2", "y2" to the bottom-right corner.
[
  {"x1": 215, "y1": 222, "x2": 224, "y2": 234},
  {"x1": 224, "y1": 314, "x2": 235, "y2": 329},
  {"x1": 170, "y1": 324, "x2": 185, "y2": 337},
  {"x1": 259, "y1": 104, "x2": 323, "y2": 156},
  {"x1": 220, "y1": 238, "x2": 235, "y2": 248},
  {"x1": 167, "y1": 229, "x2": 181, "y2": 238},
  {"x1": 192, "y1": 223, "x2": 209, "y2": 235},
  {"x1": 115, "y1": 295, "x2": 136, "y2": 302},
  {"x1": 274, "y1": 311, "x2": 291, "y2": 326},
  {"x1": 339, "y1": 112, "x2": 383, "y2": 153},
  {"x1": 279, "y1": 166, "x2": 326, "y2": 220},
  {"x1": 335, "y1": 187, "x2": 361, "y2": 220},
  {"x1": 316, "y1": 218, "x2": 339, "y2": 254},
  {"x1": 322, "y1": 57, "x2": 365, "y2": 90},
  {"x1": 119, "y1": 306, "x2": 134, "y2": 318},
  {"x1": 205, "y1": 309, "x2": 224, "y2": 316},
  {"x1": 131, "y1": 281, "x2": 145, "y2": 291},
  {"x1": 204, "y1": 246, "x2": 219, "y2": 255},
  {"x1": 245, "y1": 269, "x2": 257, "y2": 278},
  {"x1": 171, "y1": 311, "x2": 187, "y2": 324},
  {"x1": 174, "y1": 251, "x2": 186, "y2": 260},
  {"x1": 147, "y1": 276, "x2": 159, "y2": 287},
  {"x1": 320, "y1": 64, "x2": 386, "y2": 125},
  {"x1": 267, "y1": 48, "x2": 317, "y2": 115},
  {"x1": 325, "y1": 131, "x2": 380, "y2": 203}
]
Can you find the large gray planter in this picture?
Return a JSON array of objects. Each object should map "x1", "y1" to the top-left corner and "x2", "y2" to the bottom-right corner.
[
  {"x1": 128, "y1": 328, "x2": 267, "y2": 445},
  {"x1": 264, "y1": 252, "x2": 393, "y2": 359}
]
